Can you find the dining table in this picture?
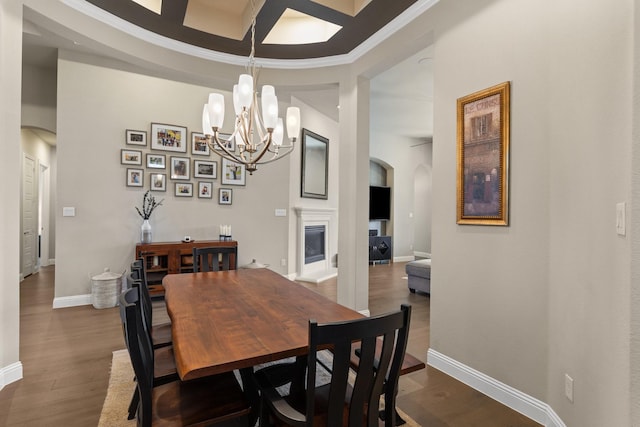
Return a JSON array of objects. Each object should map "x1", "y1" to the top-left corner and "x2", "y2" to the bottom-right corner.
[{"x1": 163, "y1": 268, "x2": 364, "y2": 381}]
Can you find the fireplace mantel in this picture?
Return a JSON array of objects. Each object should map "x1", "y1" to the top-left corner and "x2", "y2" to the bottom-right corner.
[{"x1": 294, "y1": 207, "x2": 337, "y2": 283}]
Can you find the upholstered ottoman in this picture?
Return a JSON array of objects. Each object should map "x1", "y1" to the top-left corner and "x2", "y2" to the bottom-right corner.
[{"x1": 406, "y1": 258, "x2": 431, "y2": 295}]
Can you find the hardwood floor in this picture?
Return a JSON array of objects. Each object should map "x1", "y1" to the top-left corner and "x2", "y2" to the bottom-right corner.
[{"x1": 0, "y1": 264, "x2": 540, "y2": 426}]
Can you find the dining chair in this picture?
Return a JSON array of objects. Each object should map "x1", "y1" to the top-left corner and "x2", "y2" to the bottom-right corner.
[
  {"x1": 132, "y1": 257, "x2": 165, "y2": 298},
  {"x1": 120, "y1": 285, "x2": 178, "y2": 420},
  {"x1": 192, "y1": 246, "x2": 237, "y2": 272},
  {"x1": 255, "y1": 304, "x2": 412, "y2": 427},
  {"x1": 119, "y1": 288, "x2": 251, "y2": 426},
  {"x1": 129, "y1": 268, "x2": 172, "y2": 349}
]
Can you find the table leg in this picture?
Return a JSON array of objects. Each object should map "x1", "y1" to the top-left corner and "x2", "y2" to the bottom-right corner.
[{"x1": 239, "y1": 367, "x2": 260, "y2": 427}]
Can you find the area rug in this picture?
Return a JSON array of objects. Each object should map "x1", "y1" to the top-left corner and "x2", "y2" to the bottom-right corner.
[{"x1": 99, "y1": 349, "x2": 422, "y2": 426}]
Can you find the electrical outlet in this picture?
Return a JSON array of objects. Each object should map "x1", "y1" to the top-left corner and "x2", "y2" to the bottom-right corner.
[
  {"x1": 281, "y1": 258, "x2": 286, "y2": 267},
  {"x1": 565, "y1": 374, "x2": 574, "y2": 403}
]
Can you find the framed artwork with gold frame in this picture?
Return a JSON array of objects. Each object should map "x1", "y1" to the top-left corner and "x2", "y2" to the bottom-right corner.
[{"x1": 457, "y1": 81, "x2": 510, "y2": 226}]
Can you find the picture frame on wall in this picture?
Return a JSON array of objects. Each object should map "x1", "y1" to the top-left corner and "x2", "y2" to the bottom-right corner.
[
  {"x1": 194, "y1": 160, "x2": 217, "y2": 179},
  {"x1": 198, "y1": 181, "x2": 213, "y2": 199},
  {"x1": 221, "y1": 158, "x2": 246, "y2": 186},
  {"x1": 175, "y1": 182, "x2": 193, "y2": 197},
  {"x1": 121, "y1": 149, "x2": 142, "y2": 165},
  {"x1": 213, "y1": 132, "x2": 235, "y2": 152},
  {"x1": 170, "y1": 156, "x2": 190, "y2": 180},
  {"x1": 146, "y1": 153, "x2": 166, "y2": 169},
  {"x1": 126, "y1": 129, "x2": 147, "y2": 146},
  {"x1": 150, "y1": 173, "x2": 166, "y2": 192},
  {"x1": 219, "y1": 188, "x2": 232, "y2": 205},
  {"x1": 191, "y1": 132, "x2": 210, "y2": 156},
  {"x1": 151, "y1": 123, "x2": 187, "y2": 152},
  {"x1": 456, "y1": 81, "x2": 510, "y2": 226},
  {"x1": 126, "y1": 168, "x2": 144, "y2": 187}
]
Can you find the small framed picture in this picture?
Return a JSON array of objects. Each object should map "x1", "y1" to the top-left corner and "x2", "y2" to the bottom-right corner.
[
  {"x1": 213, "y1": 133, "x2": 235, "y2": 152},
  {"x1": 175, "y1": 182, "x2": 193, "y2": 197},
  {"x1": 194, "y1": 160, "x2": 217, "y2": 179},
  {"x1": 126, "y1": 168, "x2": 144, "y2": 187},
  {"x1": 192, "y1": 132, "x2": 210, "y2": 156},
  {"x1": 151, "y1": 123, "x2": 187, "y2": 152},
  {"x1": 121, "y1": 149, "x2": 142, "y2": 165},
  {"x1": 221, "y1": 158, "x2": 246, "y2": 186},
  {"x1": 219, "y1": 187, "x2": 233, "y2": 205},
  {"x1": 149, "y1": 173, "x2": 166, "y2": 192},
  {"x1": 126, "y1": 129, "x2": 147, "y2": 146},
  {"x1": 146, "y1": 153, "x2": 166, "y2": 169},
  {"x1": 198, "y1": 181, "x2": 213, "y2": 199},
  {"x1": 170, "y1": 156, "x2": 190, "y2": 180}
]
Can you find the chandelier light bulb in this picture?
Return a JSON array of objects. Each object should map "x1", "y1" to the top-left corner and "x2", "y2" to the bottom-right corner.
[
  {"x1": 262, "y1": 92, "x2": 278, "y2": 129},
  {"x1": 286, "y1": 107, "x2": 301, "y2": 140},
  {"x1": 202, "y1": 104, "x2": 212, "y2": 136},
  {"x1": 232, "y1": 85, "x2": 241, "y2": 115},
  {"x1": 273, "y1": 118, "x2": 284, "y2": 146},
  {"x1": 207, "y1": 93, "x2": 225, "y2": 128},
  {"x1": 237, "y1": 74, "x2": 253, "y2": 110}
]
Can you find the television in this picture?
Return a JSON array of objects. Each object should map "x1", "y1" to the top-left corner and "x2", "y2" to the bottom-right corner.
[{"x1": 369, "y1": 186, "x2": 391, "y2": 220}]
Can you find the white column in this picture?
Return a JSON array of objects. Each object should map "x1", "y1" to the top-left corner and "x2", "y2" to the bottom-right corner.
[{"x1": 337, "y1": 73, "x2": 370, "y2": 314}]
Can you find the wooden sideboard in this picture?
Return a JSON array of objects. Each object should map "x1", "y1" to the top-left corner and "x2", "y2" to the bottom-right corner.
[{"x1": 135, "y1": 240, "x2": 238, "y2": 286}]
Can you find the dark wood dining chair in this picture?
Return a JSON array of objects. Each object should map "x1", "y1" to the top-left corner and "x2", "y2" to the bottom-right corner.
[
  {"x1": 119, "y1": 288, "x2": 251, "y2": 426},
  {"x1": 129, "y1": 268, "x2": 172, "y2": 349},
  {"x1": 192, "y1": 246, "x2": 237, "y2": 272},
  {"x1": 132, "y1": 257, "x2": 165, "y2": 298},
  {"x1": 120, "y1": 285, "x2": 178, "y2": 420},
  {"x1": 255, "y1": 304, "x2": 412, "y2": 427}
]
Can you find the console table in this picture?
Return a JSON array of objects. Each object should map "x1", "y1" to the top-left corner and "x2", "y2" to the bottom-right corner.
[{"x1": 135, "y1": 240, "x2": 238, "y2": 290}]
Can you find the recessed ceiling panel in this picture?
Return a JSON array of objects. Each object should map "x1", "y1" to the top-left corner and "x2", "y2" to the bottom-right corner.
[
  {"x1": 184, "y1": 0, "x2": 258, "y2": 40},
  {"x1": 131, "y1": 0, "x2": 162, "y2": 15},
  {"x1": 263, "y1": 8, "x2": 342, "y2": 45},
  {"x1": 309, "y1": 0, "x2": 372, "y2": 17}
]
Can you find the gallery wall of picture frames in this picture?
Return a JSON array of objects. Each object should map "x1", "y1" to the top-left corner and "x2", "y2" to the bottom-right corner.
[{"x1": 122, "y1": 124, "x2": 247, "y2": 205}]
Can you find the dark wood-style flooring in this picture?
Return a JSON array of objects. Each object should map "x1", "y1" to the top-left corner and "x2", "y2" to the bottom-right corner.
[{"x1": 0, "y1": 264, "x2": 540, "y2": 426}]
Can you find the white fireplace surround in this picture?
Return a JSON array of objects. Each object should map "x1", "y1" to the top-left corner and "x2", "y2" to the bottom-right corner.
[{"x1": 294, "y1": 207, "x2": 337, "y2": 283}]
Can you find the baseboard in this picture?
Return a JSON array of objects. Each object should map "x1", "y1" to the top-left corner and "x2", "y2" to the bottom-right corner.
[
  {"x1": 414, "y1": 251, "x2": 431, "y2": 259},
  {"x1": 0, "y1": 361, "x2": 23, "y2": 391},
  {"x1": 427, "y1": 349, "x2": 566, "y2": 427},
  {"x1": 393, "y1": 255, "x2": 414, "y2": 262},
  {"x1": 48, "y1": 258, "x2": 55, "y2": 265},
  {"x1": 52, "y1": 294, "x2": 92, "y2": 309}
]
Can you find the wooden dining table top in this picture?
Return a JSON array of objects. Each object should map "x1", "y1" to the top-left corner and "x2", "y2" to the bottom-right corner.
[{"x1": 163, "y1": 268, "x2": 364, "y2": 381}]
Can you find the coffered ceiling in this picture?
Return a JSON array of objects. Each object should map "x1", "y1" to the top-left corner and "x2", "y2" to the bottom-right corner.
[{"x1": 82, "y1": 0, "x2": 419, "y2": 60}]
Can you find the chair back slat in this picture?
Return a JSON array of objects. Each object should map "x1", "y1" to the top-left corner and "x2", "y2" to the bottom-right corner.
[{"x1": 192, "y1": 246, "x2": 237, "y2": 272}]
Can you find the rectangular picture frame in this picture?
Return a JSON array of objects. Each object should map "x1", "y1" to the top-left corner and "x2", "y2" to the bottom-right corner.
[
  {"x1": 121, "y1": 149, "x2": 142, "y2": 165},
  {"x1": 126, "y1": 168, "x2": 144, "y2": 187},
  {"x1": 198, "y1": 181, "x2": 213, "y2": 199},
  {"x1": 149, "y1": 173, "x2": 166, "y2": 192},
  {"x1": 221, "y1": 158, "x2": 246, "y2": 186},
  {"x1": 175, "y1": 182, "x2": 193, "y2": 197},
  {"x1": 213, "y1": 132, "x2": 235, "y2": 152},
  {"x1": 170, "y1": 156, "x2": 190, "y2": 180},
  {"x1": 146, "y1": 153, "x2": 166, "y2": 169},
  {"x1": 151, "y1": 123, "x2": 187, "y2": 152},
  {"x1": 219, "y1": 188, "x2": 232, "y2": 205},
  {"x1": 194, "y1": 160, "x2": 217, "y2": 179},
  {"x1": 191, "y1": 132, "x2": 210, "y2": 156},
  {"x1": 126, "y1": 129, "x2": 147, "y2": 146},
  {"x1": 457, "y1": 81, "x2": 510, "y2": 226}
]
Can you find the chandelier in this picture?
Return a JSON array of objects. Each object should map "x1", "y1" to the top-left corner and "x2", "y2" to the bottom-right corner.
[{"x1": 202, "y1": 10, "x2": 301, "y2": 175}]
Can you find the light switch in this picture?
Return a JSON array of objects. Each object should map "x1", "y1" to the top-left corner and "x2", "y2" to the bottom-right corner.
[
  {"x1": 616, "y1": 202, "x2": 626, "y2": 236},
  {"x1": 63, "y1": 207, "x2": 76, "y2": 217},
  {"x1": 275, "y1": 209, "x2": 287, "y2": 217}
]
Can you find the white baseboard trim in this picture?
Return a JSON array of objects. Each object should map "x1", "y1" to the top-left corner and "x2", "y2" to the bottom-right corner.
[
  {"x1": 53, "y1": 294, "x2": 92, "y2": 309},
  {"x1": 427, "y1": 349, "x2": 566, "y2": 427},
  {"x1": 0, "y1": 361, "x2": 23, "y2": 390},
  {"x1": 48, "y1": 258, "x2": 55, "y2": 265},
  {"x1": 393, "y1": 255, "x2": 415, "y2": 262}
]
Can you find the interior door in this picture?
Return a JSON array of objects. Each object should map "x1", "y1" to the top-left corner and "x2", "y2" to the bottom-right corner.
[{"x1": 22, "y1": 154, "x2": 37, "y2": 277}]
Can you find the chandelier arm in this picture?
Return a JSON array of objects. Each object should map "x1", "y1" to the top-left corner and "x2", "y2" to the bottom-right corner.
[
  {"x1": 208, "y1": 132, "x2": 241, "y2": 162},
  {"x1": 249, "y1": 135, "x2": 275, "y2": 165},
  {"x1": 252, "y1": 145, "x2": 295, "y2": 165}
]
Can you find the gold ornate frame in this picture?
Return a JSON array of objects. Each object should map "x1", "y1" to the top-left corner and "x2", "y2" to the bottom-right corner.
[{"x1": 457, "y1": 82, "x2": 510, "y2": 225}]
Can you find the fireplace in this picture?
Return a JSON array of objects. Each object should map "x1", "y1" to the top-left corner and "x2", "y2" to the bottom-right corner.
[
  {"x1": 305, "y1": 225, "x2": 326, "y2": 264},
  {"x1": 295, "y1": 207, "x2": 337, "y2": 283}
]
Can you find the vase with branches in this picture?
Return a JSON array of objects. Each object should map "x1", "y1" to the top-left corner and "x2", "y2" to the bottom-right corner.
[{"x1": 136, "y1": 190, "x2": 164, "y2": 243}]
